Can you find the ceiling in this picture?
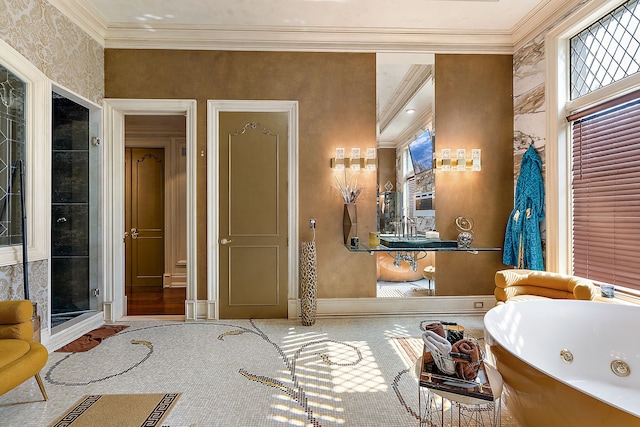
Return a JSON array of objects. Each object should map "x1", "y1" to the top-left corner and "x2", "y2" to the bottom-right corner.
[
  {"x1": 53, "y1": 0, "x2": 572, "y2": 147},
  {"x1": 84, "y1": 0, "x2": 545, "y2": 32}
]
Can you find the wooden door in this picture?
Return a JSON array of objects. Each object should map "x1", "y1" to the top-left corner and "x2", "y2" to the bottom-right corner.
[
  {"x1": 125, "y1": 148, "x2": 165, "y2": 288},
  {"x1": 218, "y1": 112, "x2": 288, "y2": 319}
]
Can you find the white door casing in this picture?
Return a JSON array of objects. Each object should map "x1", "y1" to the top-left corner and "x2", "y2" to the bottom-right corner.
[
  {"x1": 102, "y1": 99, "x2": 197, "y2": 321},
  {"x1": 207, "y1": 100, "x2": 299, "y2": 320}
]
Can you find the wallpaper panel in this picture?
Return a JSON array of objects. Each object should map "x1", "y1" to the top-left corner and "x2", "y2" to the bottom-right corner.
[
  {"x1": 0, "y1": 259, "x2": 49, "y2": 328},
  {"x1": 0, "y1": 0, "x2": 104, "y2": 104}
]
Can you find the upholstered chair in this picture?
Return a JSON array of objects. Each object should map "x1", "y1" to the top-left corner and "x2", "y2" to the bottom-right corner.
[
  {"x1": 494, "y1": 269, "x2": 597, "y2": 304},
  {"x1": 0, "y1": 300, "x2": 48, "y2": 401}
]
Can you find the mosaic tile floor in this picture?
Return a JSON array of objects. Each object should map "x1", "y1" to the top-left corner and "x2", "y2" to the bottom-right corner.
[
  {"x1": 0, "y1": 315, "x2": 518, "y2": 427},
  {"x1": 377, "y1": 279, "x2": 435, "y2": 298}
]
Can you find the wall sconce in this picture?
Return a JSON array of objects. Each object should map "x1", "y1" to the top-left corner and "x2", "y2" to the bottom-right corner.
[
  {"x1": 435, "y1": 148, "x2": 481, "y2": 171},
  {"x1": 350, "y1": 148, "x2": 360, "y2": 171},
  {"x1": 330, "y1": 147, "x2": 377, "y2": 170}
]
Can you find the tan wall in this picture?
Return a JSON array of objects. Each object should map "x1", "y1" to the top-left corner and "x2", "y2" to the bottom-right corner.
[
  {"x1": 105, "y1": 50, "x2": 378, "y2": 299},
  {"x1": 377, "y1": 147, "x2": 397, "y2": 192},
  {"x1": 434, "y1": 54, "x2": 514, "y2": 295}
]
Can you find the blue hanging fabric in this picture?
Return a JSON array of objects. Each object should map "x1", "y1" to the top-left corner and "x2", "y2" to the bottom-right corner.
[{"x1": 503, "y1": 145, "x2": 545, "y2": 270}]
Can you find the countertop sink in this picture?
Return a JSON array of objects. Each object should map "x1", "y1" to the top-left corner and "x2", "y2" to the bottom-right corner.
[{"x1": 380, "y1": 237, "x2": 458, "y2": 249}]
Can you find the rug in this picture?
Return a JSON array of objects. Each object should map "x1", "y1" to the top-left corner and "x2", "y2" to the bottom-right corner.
[
  {"x1": 48, "y1": 393, "x2": 180, "y2": 427},
  {"x1": 56, "y1": 325, "x2": 129, "y2": 352}
]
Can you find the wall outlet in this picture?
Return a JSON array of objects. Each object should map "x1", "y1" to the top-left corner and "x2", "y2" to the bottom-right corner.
[
  {"x1": 310, "y1": 219, "x2": 316, "y2": 228},
  {"x1": 474, "y1": 301, "x2": 484, "y2": 308}
]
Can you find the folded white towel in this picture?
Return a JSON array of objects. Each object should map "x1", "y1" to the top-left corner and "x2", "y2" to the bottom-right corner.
[{"x1": 422, "y1": 330, "x2": 456, "y2": 375}]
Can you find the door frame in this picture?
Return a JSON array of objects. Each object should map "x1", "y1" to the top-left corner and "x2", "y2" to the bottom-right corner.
[
  {"x1": 207, "y1": 100, "x2": 299, "y2": 320},
  {"x1": 102, "y1": 99, "x2": 197, "y2": 321}
]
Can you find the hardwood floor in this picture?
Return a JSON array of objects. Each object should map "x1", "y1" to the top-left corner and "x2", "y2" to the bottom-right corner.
[{"x1": 126, "y1": 286, "x2": 186, "y2": 315}]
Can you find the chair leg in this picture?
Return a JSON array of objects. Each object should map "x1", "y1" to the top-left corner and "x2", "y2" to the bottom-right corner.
[{"x1": 34, "y1": 373, "x2": 48, "y2": 401}]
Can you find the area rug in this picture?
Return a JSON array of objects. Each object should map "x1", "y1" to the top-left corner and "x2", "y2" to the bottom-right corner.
[
  {"x1": 48, "y1": 393, "x2": 180, "y2": 427},
  {"x1": 56, "y1": 325, "x2": 129, "y2": 352}
]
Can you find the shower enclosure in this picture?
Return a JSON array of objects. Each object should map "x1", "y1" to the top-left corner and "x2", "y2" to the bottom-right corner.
[{"x1": 51, "y1": 92, "x2": 100, "y2": 327}]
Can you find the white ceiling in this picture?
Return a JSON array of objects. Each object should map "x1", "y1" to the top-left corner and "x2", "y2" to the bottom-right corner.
[
  {"x1": 55, "y1": 0, "x2": 571, "y2": 147},
  {"x1": 85, "y1": 0, "x2": 543, "y2": 32}
]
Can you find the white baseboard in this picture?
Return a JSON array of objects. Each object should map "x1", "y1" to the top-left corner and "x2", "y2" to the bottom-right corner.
[
  {"x1": 45, "y1": 312, "x2": 105, "y2": 352},
  {"x1": 185, "y1": 300, "x2": 198, "y2": 321},
  {"x1": 288, "y1": 296, "x2": 496, "y2": 319},
  {"x1": 186, "y1": 296, "x2": 496, "y2": 321}
]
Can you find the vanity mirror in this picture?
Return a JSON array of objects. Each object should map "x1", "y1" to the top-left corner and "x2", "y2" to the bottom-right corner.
[
  {"x1": 376, "y1": 52, "x2": 435, "y2": 236},
  {"x1": 375, "y1": 53, "x2": 437, "y2": 297}
]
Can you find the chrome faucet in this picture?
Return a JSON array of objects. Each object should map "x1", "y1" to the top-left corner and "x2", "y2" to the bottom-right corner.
[{"x1": 408, "y1": 218, "x2": 417, "y2": 239}]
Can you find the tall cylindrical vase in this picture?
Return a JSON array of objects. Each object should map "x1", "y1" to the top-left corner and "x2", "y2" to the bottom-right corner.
[
  {"x1": 343, "y1": 203, "x2": 357, "y2": 244},
  {"x1": 300, "y1": 241, "x2": 318, "y2": 326}
]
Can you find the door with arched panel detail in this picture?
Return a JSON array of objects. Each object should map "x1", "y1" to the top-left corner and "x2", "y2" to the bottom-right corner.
[
  {"x1": 218, "y1": 112, "x2": 288, "y2": 319},
  {"x1": 125, "y1": 147, "x2": 165, "y2": 289}
]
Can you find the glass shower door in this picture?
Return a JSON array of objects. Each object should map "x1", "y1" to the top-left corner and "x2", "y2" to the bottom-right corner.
[{"x1": 51, "y1": 92, "x2": 100, "y2": 327}]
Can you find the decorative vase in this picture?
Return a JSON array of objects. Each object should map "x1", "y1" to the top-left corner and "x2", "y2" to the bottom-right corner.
[
  {"x1": 457, "y1": 231, "x2": 474, "y2": 249},
  {"x1": 343, "y1": 203, "x2": 357, "y2": 244},
  {"x1": 455, "y1": 216, "x2": 474, "y2": 249},
  {"x1": 300, "y1": 241, "x2": 318, "y2": 326}
]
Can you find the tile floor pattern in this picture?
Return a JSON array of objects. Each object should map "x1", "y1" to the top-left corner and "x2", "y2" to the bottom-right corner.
[
  {"x1": 0, "y1": 316, "x2": 518, "y2": 427},
  {"x1": 377, "y1": 279, "x2": 435, "y2": 298}
]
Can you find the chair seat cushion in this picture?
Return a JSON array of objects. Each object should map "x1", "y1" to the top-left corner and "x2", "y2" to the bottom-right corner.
[{"x1": 0, "y1": 339, "x2": 30, "y2": 367}]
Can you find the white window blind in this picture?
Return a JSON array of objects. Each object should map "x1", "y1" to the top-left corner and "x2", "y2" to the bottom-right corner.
[
  {"x1": 571, "y1": 95, "x2": 640, "y2": 290},
  {"x1": 406, "y1": 177, "x2": 416, "y2": 219}
]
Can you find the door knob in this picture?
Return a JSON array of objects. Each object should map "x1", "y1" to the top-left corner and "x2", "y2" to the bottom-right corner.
[
  {"x1": 131, "y1": 228, "x2": 139, "y2": 239},
  {"x1": 220, "y1": 238, "x2": 232, "y2": 245}
]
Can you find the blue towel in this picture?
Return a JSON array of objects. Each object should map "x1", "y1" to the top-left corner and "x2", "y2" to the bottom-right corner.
[{"x1": 503, "y1": 145, "x2": 545, "y2": 270}]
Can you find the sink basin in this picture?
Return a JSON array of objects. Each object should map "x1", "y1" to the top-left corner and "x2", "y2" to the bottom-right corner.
[{"x1": 380, "y1": 237, "x2": 458, "y2": 249}]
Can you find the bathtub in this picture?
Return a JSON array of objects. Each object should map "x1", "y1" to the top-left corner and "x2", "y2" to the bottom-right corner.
[{"x1": 484, "y1": 300, "x2": 640, "y2": 427}]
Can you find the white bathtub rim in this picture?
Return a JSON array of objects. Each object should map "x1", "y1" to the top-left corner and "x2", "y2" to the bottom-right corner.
[{"x1": 484, "y1": 300, "x2": 640, "y2": 417}]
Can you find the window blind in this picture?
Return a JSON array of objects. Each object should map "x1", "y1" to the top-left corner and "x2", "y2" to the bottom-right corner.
[
  {"x1": 406, "y1": 177, "x2": 416, "y2": 219},
  {"x1": 571, "y1": 96, "x2": 640, "y2": 290}
]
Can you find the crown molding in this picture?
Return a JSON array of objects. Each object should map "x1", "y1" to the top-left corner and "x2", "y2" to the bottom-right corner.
[
  {"x1": 100, "y1": 24, "x2": 514, "y2": 53},
  {"x1": 47, "y1": 0, "x2": 107, "y2": 45},
  {"x1": 51, "y1": 0, "x2": 588, "y2": 54},
  {"x1": 379, "y1": 65, "x2": 432, "y2": 133},
  {"x1": 512, "y1": 0, "x2": 589, "y2": 51}
]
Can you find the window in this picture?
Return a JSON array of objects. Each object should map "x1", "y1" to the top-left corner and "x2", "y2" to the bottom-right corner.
[
  {"x1": 0, "y1": 64, "x2": 26, "y2": 246},
  {"x1": 570, "y1": 0, "x2": 640, "y2": 99},
  {"x1": 570, "y1": 95, "x2": 640, "y2": 290},
  {"x1": 566, "y1": 0, "x2": 640, "y2": 291},
  {"x1": 0, "y1": 39, "x2": 50, "y2": 266}
]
